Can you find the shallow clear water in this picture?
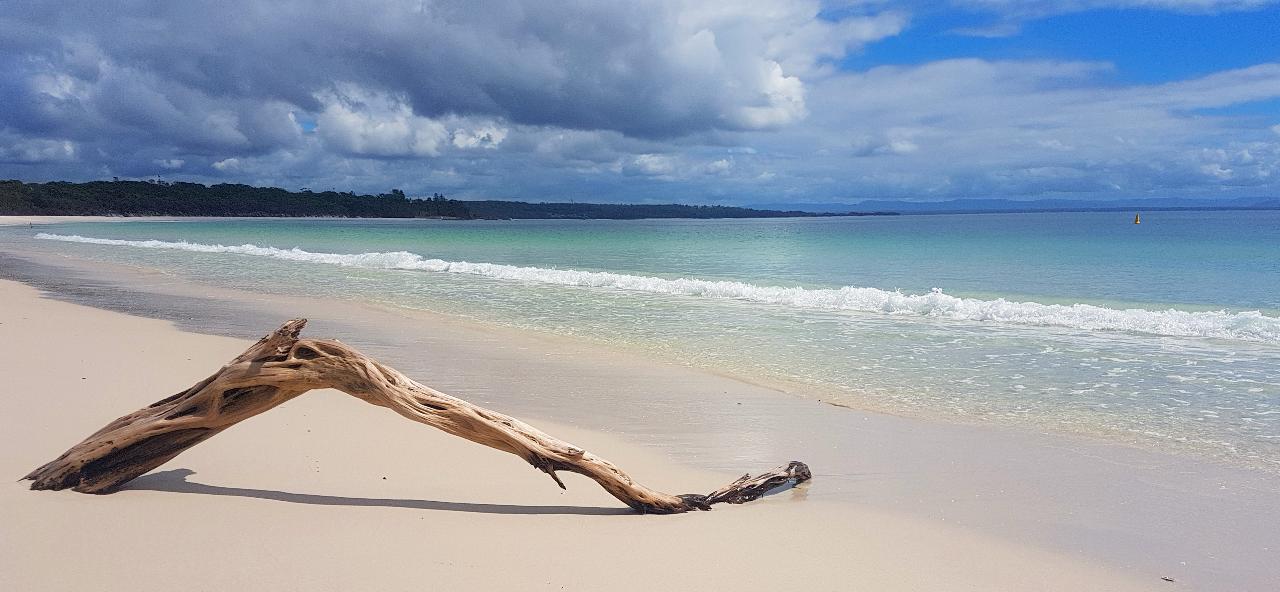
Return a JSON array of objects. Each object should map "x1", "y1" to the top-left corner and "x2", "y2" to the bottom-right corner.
[{"x1": 3, "y1": 211, "x2": 1278, "y2": 468}]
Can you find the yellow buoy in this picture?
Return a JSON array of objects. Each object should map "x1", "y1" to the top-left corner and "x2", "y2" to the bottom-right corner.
[{"x1": 1134, "y1": 213, "x2": 1141, "y2": 224}]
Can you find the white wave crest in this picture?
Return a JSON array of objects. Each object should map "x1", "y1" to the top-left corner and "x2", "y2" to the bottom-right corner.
[{"x1": 35, "y1": 232, "x2": 1280, "y2": 344}]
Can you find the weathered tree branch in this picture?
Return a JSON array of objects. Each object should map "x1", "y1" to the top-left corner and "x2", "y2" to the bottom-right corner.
[{"x1": 24, "y1": 320, "x2": 810, "y2": 514}]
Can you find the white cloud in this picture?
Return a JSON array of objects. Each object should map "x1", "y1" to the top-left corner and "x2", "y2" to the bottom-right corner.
[
  {"x1": 727, "y1": 61, "x2": 808, "y2": 129},
  {"x1": 704, "y1": 158, "x2": 733, "y2": 174},
  {"x1": 153, "y1": 158, "x2": 184, "y2": 169},
  {"x1": 752, "y1": 58, "x2": 1280, "y2": 197},
  {"x1": 452, "y1": 124, "x2": 508, "y2": 150},
  {"x1": 628, "y1": 153, "x2": 679, "y2": 176},
  {"x1": 850, "y1": 127, "x2": 925, "y2": 156},
  {"x1": 1037, "y1": 139, "x2": 1074, "y2": 151},
  {"x1": 211, "y1": 158, "x2": 241, "y2": 172},
  {"x1": 527, "y1": 129, "x2": 652, "y2": 172},
  {"x1": 0, "y1": 136, "x2": 77, "y2": 163},
  {"x1": 315, "y1": 85, "x2": 448, "y2": 158},
  {"x1": 29, "y1": 72, "x2": 86, "y2": 102},
  {"x1": 1201, "y1": 163, "x2": 1234, "y2": 179}
]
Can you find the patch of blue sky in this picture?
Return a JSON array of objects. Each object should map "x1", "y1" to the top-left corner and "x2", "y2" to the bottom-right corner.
[
  {"x1": 842, "y1": 8, "x2": 1280, "y2": 85},
  {"x1": 296, "y1": 116, "x2": 318, "y2": 133}
]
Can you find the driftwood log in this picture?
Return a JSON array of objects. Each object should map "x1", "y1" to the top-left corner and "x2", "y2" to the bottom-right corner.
[{"x1": 24, "y1": 319, "x2": 810, "y2": 513}]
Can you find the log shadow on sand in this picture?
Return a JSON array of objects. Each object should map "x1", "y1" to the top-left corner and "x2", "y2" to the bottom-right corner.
[{"x1": 124, "y1": 469, "x2": 636, "y2": 516}]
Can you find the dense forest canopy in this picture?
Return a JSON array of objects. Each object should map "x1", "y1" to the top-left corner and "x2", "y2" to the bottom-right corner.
[
  {"x1": 0, "y1": 180, "x2": 471, "y2": 218},
  {"x1": 0, "y1": 180, "x2": 895, "y2": 219}
]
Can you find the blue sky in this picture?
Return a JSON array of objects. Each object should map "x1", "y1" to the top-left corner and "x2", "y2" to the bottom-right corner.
[
  {"x1": 1, "y1": 1, "x2": 1278, "y2": 205},
  {"x1": 850, "y1": 8, "x2": 1279, "y2": 85}
]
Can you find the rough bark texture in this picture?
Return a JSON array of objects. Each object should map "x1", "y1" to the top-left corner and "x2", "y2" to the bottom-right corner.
[{"x1": 24, "y1": 319, "x2": 811, "y2": 514}]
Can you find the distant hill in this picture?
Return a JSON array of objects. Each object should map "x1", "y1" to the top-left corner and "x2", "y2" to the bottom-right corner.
[
  {"x1": 0, "y1": 180, "x2": 897, "y2": 220},
  {"x1": 758, "y1": 196, "x2": 1280, "y2": 214}
]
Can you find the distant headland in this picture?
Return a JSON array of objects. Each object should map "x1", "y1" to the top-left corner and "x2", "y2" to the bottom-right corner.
[{"x1": 0, "y1": 180, "x2": 895, "y2": 220}]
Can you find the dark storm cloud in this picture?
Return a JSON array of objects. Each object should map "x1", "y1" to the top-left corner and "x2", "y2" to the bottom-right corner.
[{"x1": 1, "y1": 0, "x2": 833, "y2": 141}]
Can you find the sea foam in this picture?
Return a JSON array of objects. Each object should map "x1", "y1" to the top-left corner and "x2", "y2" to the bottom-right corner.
[{"x1": 35, "y1": 232, "x2": 1280, "y2": 344}]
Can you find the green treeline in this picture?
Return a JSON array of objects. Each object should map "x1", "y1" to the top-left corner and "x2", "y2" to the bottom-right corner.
[
  {"x1": 0, "y1": 179, "x2": 895, "y2": 219},
  {"x1": 0, "y1": 180, "x2": 470, "y2": 218}
]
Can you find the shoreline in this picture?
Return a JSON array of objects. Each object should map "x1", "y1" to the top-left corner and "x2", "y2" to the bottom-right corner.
[
  {"x1": 0, "y1": 278, "x2": 1168, "y2": 591},
  {"x1": 11, "y1": 219, "x2": 1280, "y2": 474},
  {"x1": 2, "y1": 246, "x2": 1279, "y2": 589}
]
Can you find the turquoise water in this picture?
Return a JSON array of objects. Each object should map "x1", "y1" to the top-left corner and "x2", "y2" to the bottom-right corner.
[{"x1": 5, "y1": 211, "x2": 1279, "y2": 468}]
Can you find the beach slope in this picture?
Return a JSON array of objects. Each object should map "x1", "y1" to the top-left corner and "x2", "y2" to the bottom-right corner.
[{"x1": 0, "y1": 279, "x2": 1157, "y2": 591}]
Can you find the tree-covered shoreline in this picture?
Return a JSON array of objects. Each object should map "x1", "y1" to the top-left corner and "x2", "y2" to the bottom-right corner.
[
  {"x1": 0, "y1": 180, "x2": 471, "y2": 218},
  {"x1": 0, "y1": 180, "x2": 896, "y2": 219}
]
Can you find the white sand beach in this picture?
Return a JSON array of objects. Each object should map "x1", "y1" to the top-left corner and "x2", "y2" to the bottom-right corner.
[{"x1": 0, "y1": 278, "x2": 1174, "y2": 591}]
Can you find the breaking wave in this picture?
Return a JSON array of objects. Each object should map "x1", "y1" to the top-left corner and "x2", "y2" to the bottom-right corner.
[{"x1": 36, "y1": 233, "x2": 1280, "y2": 344}]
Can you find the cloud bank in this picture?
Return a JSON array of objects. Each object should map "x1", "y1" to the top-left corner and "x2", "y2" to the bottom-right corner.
[{"x1": 1, "y1": 0, "x2": 1278, "y2": 204}]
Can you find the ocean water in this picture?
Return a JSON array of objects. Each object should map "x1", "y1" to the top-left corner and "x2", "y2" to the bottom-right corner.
[{"x1": 4, "y1": 211, "x2": 1279, "y2": 469}]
